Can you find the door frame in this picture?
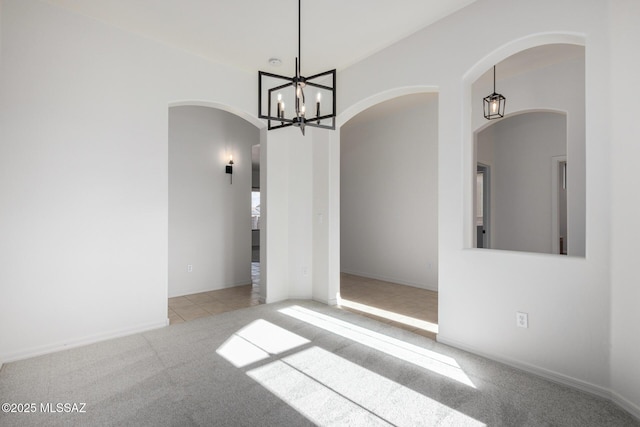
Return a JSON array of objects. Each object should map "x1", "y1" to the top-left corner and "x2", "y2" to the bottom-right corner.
[
  {"x1": 551, "y1": 155, "x2": 567, "y2": 255},
  {"x1": 476, "y1": 163, "x2": 491, "y2": 249}
]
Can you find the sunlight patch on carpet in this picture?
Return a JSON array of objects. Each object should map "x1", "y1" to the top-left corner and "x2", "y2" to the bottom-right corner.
[
  {"x1": 216, "y1": 319, "x2": 309, "y2": 367},
  {"x1": 248, "y1": 346, "x2": 485, "y2": 426},
  {"x1": 279, "y1": 305, "x2": 475, "y2": 388}
]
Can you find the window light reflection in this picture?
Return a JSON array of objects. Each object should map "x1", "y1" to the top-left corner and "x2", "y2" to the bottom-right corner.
[
  {"x1": 216, "y1": 319, "x2": 309, "y2": 368},
  {"x1": 338, "y1": 296, "x2": 439, "y2": 334},
  {"x1": 278, "y1": 305, "x2": 475, "y2": 388},
  {"x1": 248, "y1": 346, "x2": 485, "y2": 426}
]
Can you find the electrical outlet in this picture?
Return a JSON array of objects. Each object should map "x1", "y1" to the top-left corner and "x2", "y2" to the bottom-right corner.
[
  {"x1": 187, "y1": 264, "x2": 193, "y2": 273},
  {"x1": 516, "y1": 311, "x2": 528, "y2": 328}
]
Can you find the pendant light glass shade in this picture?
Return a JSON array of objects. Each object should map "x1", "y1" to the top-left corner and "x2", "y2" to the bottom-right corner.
[{"x1": 483, "y1": 66, "x2": 506, "y2": 120}]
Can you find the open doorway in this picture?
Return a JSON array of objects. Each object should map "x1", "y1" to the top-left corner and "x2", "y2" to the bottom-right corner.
[
  {"x1": 251, "y1": 144, "x2": 261, "y2": 286},
  {"x1": 339, "y1": 93, "x2": 439, "y2": 339},
  {"x1": 552, "y1": 156, "x2": 568, "y2": 255},
  {"x1": 558, "y1": 160, "x2": 568, "y2": 255},
  {"x1": 167, "y1": 105, "x2": 262, "y2": 324},
  {"x1": 476, "y1": 163, "x2": 490, "y2": 248}
]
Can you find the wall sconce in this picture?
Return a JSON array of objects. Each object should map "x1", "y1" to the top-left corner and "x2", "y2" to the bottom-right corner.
[
  {"x1": 483, "y1": 65, "x2": 506, "y2": 120},
  {"x1": 225, "y1": 155, "x2": 234, "y2": 184}
]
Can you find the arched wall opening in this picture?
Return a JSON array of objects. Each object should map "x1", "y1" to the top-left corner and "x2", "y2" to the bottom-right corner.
[
  {"x1": 167, "y1": 102, "x2": 266, "y2": 322},
  {"x1": 334, "y1": 87, "x2": 440, "y2": 336},
  {"x1": 474, "y1": 110, "x2": 569, "y2": 254},
  {"x1": 463, "y1": 36, "x2": 586, "y2": 257}
]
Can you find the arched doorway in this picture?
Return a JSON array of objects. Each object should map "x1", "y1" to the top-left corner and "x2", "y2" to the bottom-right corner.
[
  {"x1": 167, "y1": 103, "x2": 265, "y2": 324},
  {"x1": 474, "y1": 110, "x2": 568, "y2": 254},
  {"x1": 337, "y1": 90, "x2": 440, "y2": 339}
]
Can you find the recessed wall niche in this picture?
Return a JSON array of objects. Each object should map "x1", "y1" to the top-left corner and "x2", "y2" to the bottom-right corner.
[{"x1": 472, "y1": 44, "x2": 585, "y2": 257}]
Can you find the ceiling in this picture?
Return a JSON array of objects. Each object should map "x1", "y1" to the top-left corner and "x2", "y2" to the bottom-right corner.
[
  {"x1": 44, "y1": 0, "x2": 476, "y2": 74},
  {"x1": 43, "y1": 1, "x2": 583, "y2": 140}
]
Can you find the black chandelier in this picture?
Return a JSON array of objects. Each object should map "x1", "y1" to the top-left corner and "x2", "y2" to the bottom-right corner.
[
  {"x1": 258, "y1": 0, "x2": 336, "y2": 136},
  {"x1": 483, "y1": 65, "x2": 506, "y2": 120}
]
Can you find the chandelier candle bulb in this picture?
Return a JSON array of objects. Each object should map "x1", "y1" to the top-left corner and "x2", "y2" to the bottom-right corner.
[
  {"x1": 277, "y1": 93, "x2": 282, "y2": 117},
  {"x1": 316, "y1": 92, "x2": 321, "y2": 117}
]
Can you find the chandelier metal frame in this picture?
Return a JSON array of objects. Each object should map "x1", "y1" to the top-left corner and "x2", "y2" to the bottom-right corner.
[{"x1": 258, "y1": 0, "x2": 336, "y2": 135}]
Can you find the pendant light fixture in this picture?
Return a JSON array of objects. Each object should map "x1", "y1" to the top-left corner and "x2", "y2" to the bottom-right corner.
[
  {"x1": 483, "y1": 65, "x2": 506, "y2": 120},
  {"x1": 258, "y1": 0, "x2": 336, "y2": 135}
]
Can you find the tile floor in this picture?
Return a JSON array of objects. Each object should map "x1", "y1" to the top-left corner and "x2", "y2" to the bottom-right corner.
[
  {"x1": 169, "y1": 266, "x2": 439, "y2": 342},
  {"x1": 338, "y1": 273, "x2": 439, "y2": 340},
  {"x1": 168, "y1": 284, "x2": 262, "y2": 324},
  {"x1": 168, "y1": 263, "x2": 261, "y2": 324}
]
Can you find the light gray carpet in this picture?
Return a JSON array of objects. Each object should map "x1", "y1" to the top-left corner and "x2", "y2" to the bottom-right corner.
[{"x1": 0, "y1": 300, "x2": 637, "y2": 426}]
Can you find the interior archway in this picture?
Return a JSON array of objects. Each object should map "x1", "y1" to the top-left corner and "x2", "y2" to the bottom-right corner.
[
  {"x1": 464, "y1": 36, "x2": 586, "y2": 256},
  {"x1": 167, "y1": 104, "x2": 265, "y2": 324},
  {"x1": 474, "y1": 110, "x2": 569, "y2": 254},
  {"x1": 337, "y1": 90, "x2": 440, "y2": 339}
]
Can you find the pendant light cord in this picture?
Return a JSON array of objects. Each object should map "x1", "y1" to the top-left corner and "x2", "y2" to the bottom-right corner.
[
  {"x1": 493, "y1": 65, "x2": 496, "y2": 93},
  {"x1": 298, "y1": 0, "x2": 301, "y2": 75}
]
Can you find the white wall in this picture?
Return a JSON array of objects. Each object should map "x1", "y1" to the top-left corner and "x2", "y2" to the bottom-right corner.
[
  {"x1": 1, "y1": 0, "x2": 638, "y2": 418},
  {"x1": 261, "y1": 127, "x2": 313, "y2": 303},
  {"x1": 328, "y1": 0, "x2": 631, "y2": 413},
  {"x1": 477, "y1": 112, "x2": 566, "y2": 253},
  {"x1": 251, "y1": 145, "x2": 260, "y2": 189},
  {"x1": 168, "y1": 106, "x2": 258, "y2": 297},
  {"x1": 340, "y1": 94, "x2": 438, "y2": 290},
  {"x1": 609, "y1": 0, "x2": 640, "y2": 417},
  {"x1": 0, "y1": 0, "x2": 262, "y2": 362},
  {"x1": 287, "y1": 130, "x2": 313, "y2": 299},
  {"x1": 312, "y1": 128, "x2": 341, "y2": 305}
]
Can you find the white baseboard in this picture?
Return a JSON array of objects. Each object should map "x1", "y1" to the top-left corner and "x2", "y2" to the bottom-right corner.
[
  {"x1": 0, "y1": 319, "x2": 168, "y2": 365},
  {"x1": 168, "y1": 280, "x2": 252, "y2": 298},
  {"x1": 611, "y1": 390, "x2": 640, "y2": 421},
  {"x1": 288, "y1": 293, "x2": 313, "y2": 301},
  {"x1": 312, "y1": 296, "x2": 338, "y2": 306},
  {"x1": 437, "y1": 335, "x2": 611, "y2": 398},
  {"x1": 340, "y1": 269, "x2": 438, "y2": 292},
  {"x1": 437, "y1": 335, "x2": 640, "y2": 421}
]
